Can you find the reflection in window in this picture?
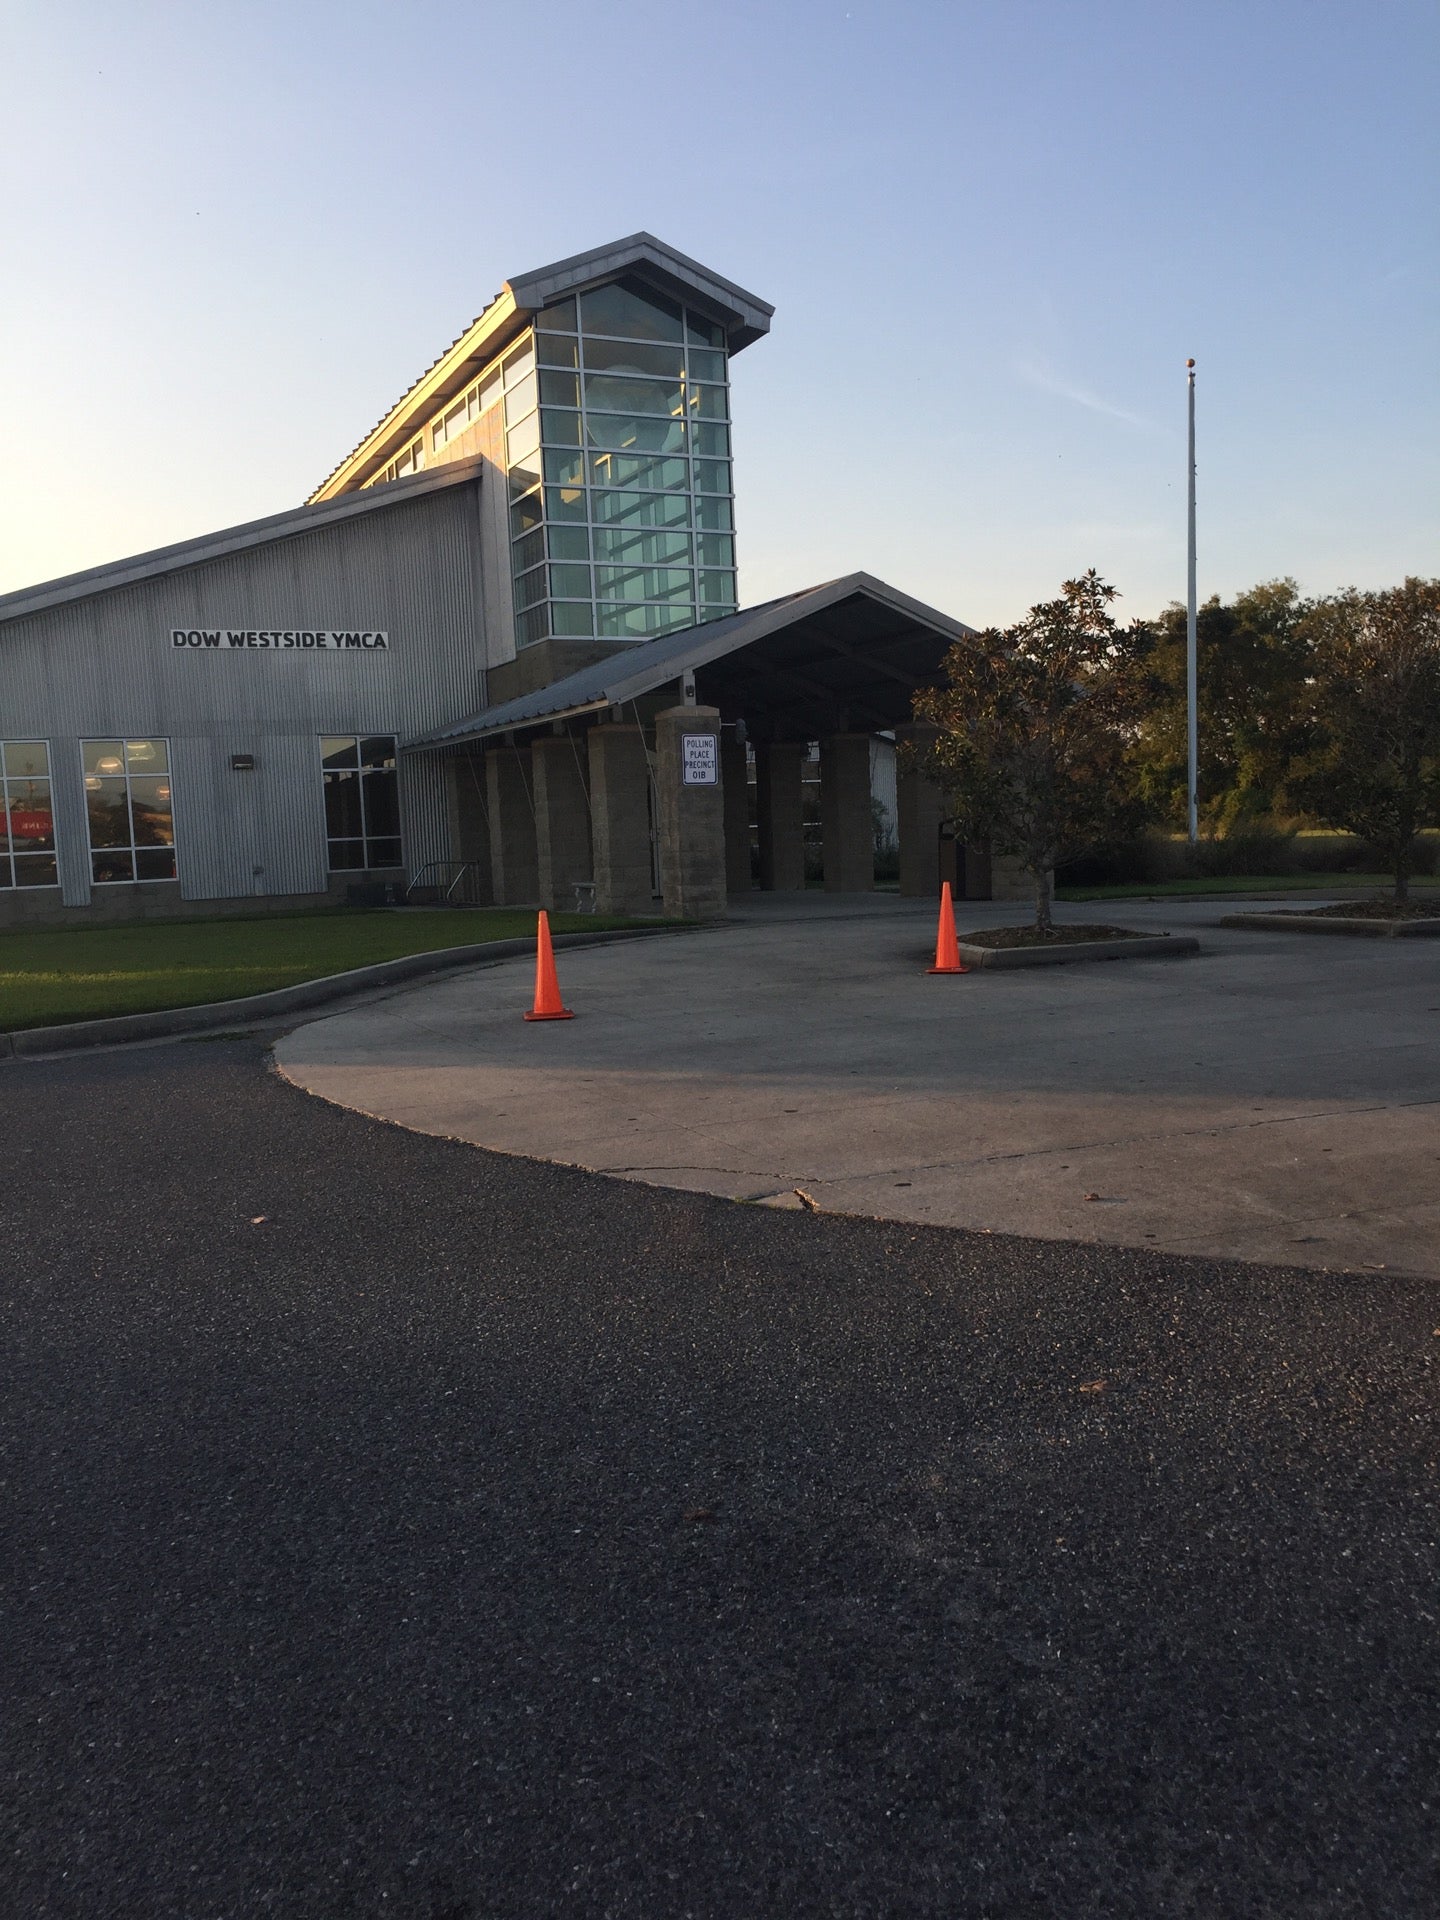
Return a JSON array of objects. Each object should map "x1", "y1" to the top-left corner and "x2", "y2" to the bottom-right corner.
[
  {"x1": 0, "y1": 740, "x2": 59, "y2": 889},
  {"x1": 82, "y1": 738, "x2": 176, "y2": 883},
  {"x1": 579, "y1": 277, "x2": 684, "y2": 343},
  {"x1": 321, "y1": 736, "x2": 402, "y2": 870},
  {"x1": 511, "y1": 280, "x2": 739, "y2": 647}
]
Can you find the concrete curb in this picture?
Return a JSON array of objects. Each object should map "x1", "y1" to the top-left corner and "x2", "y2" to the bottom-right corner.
[
  {"x1": 1219, "y1": 913, "x2": 1440, "y2": 939},
  {"x1": 955, "y1": 933, "x2": 1200, "y2": 969},
  {"x1": 0, "y1": 923, "x2": 692, "y2": 1061}
]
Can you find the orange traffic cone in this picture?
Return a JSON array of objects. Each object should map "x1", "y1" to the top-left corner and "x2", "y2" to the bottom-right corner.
[
  {"x1": 926, "y1": 881, "x2": 968, "y2": 974},
  {"x1": 523, "y1": 910, "x2": 575, "y2": 1020}
]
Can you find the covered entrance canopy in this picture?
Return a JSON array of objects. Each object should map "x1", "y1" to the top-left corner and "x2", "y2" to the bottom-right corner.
[
  {"x1": 407, "y1": 575, "x2": 984, "y2": 920},
  {"x1": 405, "y1": 573, "x2": 975, "y2": 750}
]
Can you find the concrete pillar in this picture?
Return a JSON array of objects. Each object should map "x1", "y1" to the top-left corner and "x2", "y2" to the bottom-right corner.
[
  {"x1": 820, "y1": 733, "x2": 874, "y2": 892},
  {"x1": 443, "y1": 747, "x2": 493, "y2": 904},
  {"x1": 485, "y1": 746, "x2": 539, "y2": 906},
  {"x1": 721, "y1": 737, "x2": 752, "y2": 897},
  {"x1": 588, "y1": 723, "x2": 655, "y2": 915},
  {"x1": 531, "y1": 734, "x2": 593, "y2": 913},
  {"x1": 894, "y1": 724, "x2": 943, "y2": 897},
  {"x1": 755, "y1": 741, "x2": 805, "y2": 891},
  {"x1": 654, "y1": 705, "x2": 726, "y2": 920}
]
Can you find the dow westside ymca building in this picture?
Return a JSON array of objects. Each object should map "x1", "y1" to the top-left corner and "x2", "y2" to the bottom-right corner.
[{"x1": 0, "y1": 233, "x2": 997, "y2": 930}]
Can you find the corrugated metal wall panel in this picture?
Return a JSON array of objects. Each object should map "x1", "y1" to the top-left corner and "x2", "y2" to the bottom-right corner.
[
  {"x1": 50, "y1": 738, "x2": 94, "y2": 907},
  {"x1": 0, "y1": 483, "x2": 488, "y2": 904},
  {"x1": 256, "y1": 735, "x2": 330, "y2": 897},
  {"x1": 398, "y1": 749, "x2": 453, "y2": 885}
]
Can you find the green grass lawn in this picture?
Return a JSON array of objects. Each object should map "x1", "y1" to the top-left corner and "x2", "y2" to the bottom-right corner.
[
  {"x1": 0, "y1": 908, "x2": 665, "y2": 1031},
  {"x1": 1056, "y1": 872, "x2": 1439, "y2": 902}
]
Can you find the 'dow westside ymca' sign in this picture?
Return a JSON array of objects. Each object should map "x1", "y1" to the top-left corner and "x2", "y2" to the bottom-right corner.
[{"x1": 171, "y1": 629, "x2": 389, "y2": 651}]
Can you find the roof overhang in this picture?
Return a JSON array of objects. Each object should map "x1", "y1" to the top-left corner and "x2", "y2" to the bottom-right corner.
[
  {"x1": 310, "y1": 233, "x2": 773, "y2": 505},
  {"x1": 0, "y1": 458, "x2": 484, "y2": 625},
  {"x1": 404, "y1": 574, "x2": 974, "y2": 751}
]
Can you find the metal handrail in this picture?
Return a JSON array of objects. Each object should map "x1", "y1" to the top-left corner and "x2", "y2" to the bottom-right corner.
[{"x1": 404, "y1": 860, "x2": 486, "y2": 905}]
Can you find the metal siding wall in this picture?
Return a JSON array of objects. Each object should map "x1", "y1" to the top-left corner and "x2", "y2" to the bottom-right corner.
[
  {"x1": 256, "y1": 734, "x2": 330, "y2": 896},
  {"x1": 399, "y1": 749, "x2": 452, "y2": 883},
  {"x1": 50, "y1": 739, "x2": 93, "y2": 907},
  {"x1": 0, "y1": 485, "x2": 485, "y2": 903},
  {"x1": 171, "y1": 735, "x2": 246, "y2": 902}
]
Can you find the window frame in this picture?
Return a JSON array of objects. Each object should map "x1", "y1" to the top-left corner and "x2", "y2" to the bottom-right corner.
[
  {"x1": 0, "y1": 739, "x2": 60, "y2": 890},
  {"x1": 80, "y1": 736, "x2": 178, "y2": 886},
  {"x1": 319, "y1": 734, "x2": 404, "y2": 873}
]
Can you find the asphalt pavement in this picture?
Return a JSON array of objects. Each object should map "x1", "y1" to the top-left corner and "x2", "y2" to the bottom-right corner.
[{"x1": 3, "y1": 1037, "x2": 1437, "y2": 1918}]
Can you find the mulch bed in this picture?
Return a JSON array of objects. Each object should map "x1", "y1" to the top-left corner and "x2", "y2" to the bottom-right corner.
[
  {"x1": 962, "y1": 923, "x2": 1144, "y2": 948},
  {"x1": 1291, "y1": 897, "x2": 1440, "y2": 921}
]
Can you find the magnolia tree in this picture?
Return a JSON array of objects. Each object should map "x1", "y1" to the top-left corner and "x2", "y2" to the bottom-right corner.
[
  {"x1": 910, "y1": 571, "x2": 1156, "y2": 932},
  {"x1": 1287, "y1": 577, "x2": 1440, "y2": 903}
]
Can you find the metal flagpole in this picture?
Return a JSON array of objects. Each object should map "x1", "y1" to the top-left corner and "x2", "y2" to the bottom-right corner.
[{"x1": 1186, "y1": 358, "x2": 1198, "y2": 844}]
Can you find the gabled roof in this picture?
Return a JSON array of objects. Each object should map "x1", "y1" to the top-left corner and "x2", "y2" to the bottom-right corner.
[
  {"x1": 309, "y1": 233, "x2": 773, "y2": 506},
  {"x1": 0, "y1": 458, "x2": 484, "y2": 626},
  {"x1": 405, "y1": 574, "x2": 974, "y2": 749}
]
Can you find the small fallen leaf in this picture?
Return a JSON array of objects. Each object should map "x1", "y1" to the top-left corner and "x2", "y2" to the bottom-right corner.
[
  {"x1": 250, "y1": 1216, "x2": 267, "y2": 1225},
  {"x1": 1082, "y1": 1192, "x2": 1102, "y2": 1203},
  {"x1": 793, "y1": 1187, "x2": 821, "y2": 1212},
  {"x1": 1077, "y1": 1379, "x2": 1108, "y2": 1393},
  {"x1": 682, "y1": 1508, "x2": 716, "y2": 1525}
]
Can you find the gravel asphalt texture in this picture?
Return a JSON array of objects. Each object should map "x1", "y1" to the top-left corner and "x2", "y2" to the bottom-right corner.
[{"x1": 4, "y1": 1037, "x2": 1437, "y2": 1919}]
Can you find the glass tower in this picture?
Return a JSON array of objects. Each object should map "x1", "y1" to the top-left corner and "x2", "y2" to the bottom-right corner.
[{"x1": 503, "y1": 275, "x2": 737, "y2": 649}]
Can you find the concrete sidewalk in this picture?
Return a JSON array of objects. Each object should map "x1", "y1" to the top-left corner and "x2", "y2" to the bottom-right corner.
[{"x1": 275, "y1": 894, "x2": 1440, "y2": 1277}]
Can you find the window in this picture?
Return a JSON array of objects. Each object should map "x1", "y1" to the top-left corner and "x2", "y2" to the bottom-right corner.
[
  {"x1": 0, "y1": 741, "x2": 58, "y2": 889},
  {"x1": 579, "y1": 277, "x2": 683, "y2": 344},
  {"x1": 509, "y1": 282, "x2": 739, "y2": 648},
  {"x1": 82, "y1": 738, "x2": 176, "y2": 883},
  {"x1": 321, "y1": 736, "x2": 401, "y2": 870}
]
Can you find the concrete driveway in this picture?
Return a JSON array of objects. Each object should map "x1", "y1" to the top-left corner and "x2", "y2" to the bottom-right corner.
[{"x1": 275, "y1": 893, "x2": 1440, "y2": 1277}]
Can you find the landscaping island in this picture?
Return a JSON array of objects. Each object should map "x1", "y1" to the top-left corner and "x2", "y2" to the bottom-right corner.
[
  {"x1": 1221, "y1": 897, "x2": 1440, "y2": 938},
  {"x1": 954, "y1": 924, "x2": 1198, "y2": 969}
]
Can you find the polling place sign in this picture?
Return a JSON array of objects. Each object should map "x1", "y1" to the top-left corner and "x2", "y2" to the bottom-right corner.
[
  {"x1": 170, "y1": 629, "x2": 390, "y2": 650},
  {"x1": 681, "y1": 733, "x2": 718, "y2": 785}
]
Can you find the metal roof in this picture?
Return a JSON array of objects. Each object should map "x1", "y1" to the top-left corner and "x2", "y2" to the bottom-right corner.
[
  {"x1": 309, "y1": 233, "x2": 773, "y2": 505},
  {"x1": 405, "y1": 574, "x2": 975, "y2": 749},
  {"x1": 0, "y1": 457, "x2": 485, "y2": 626}
]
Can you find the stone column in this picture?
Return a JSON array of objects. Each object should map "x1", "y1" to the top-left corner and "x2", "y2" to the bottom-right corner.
[
  {"x1": 485, "y1": 745, "x2": 539, "y2": 906},
  {"x1": 654, "y1": 705, "x2": 726, "y2": 920},
  {"x1": 443, "y1": 747, "x2": 493, "y2": 904},
  {"x1": 820, "y1": 732, "x2": 874, "y2": 892},
  {"x1": 588, "y1": 723, "x2": 655, "y2": 915},
  {"x1": 721, "y1": 736, "x2": 752, "y2": 898},
  {"x1": 754, "y1": 741, "x2": 805, "y2": 891},
  {"x1": 895, "y1": 723, "x2": 947, "y2": 898},
  {"x1": 531, "y1": 734, "x2": 593, "y2": 914}
]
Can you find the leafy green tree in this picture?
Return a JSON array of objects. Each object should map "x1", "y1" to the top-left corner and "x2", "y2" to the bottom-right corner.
[
  {"x1": 1284, "y1": 577, "x2": 1440, "y2": 902},
  {"x1": 1130, "y1": 579, "x2": 1312, "y2": 831},
  {"x1": 910, "y1": 571, "x2": 1158, "y2": 932}
]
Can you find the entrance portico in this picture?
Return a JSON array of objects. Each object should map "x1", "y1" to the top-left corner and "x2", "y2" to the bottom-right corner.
[{"x1": 407, "y1": 573, "x2": 986, "y2": 917}]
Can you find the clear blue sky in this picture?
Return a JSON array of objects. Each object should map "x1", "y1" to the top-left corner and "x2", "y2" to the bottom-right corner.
[{"x1": 2, "y1": 0, "x2": 1435, "y2": 625}]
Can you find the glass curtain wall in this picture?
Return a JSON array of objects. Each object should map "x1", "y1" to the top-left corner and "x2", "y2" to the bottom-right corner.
[{"x1": 508, "y1": 275, "x2": 738, "y2": 647}]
